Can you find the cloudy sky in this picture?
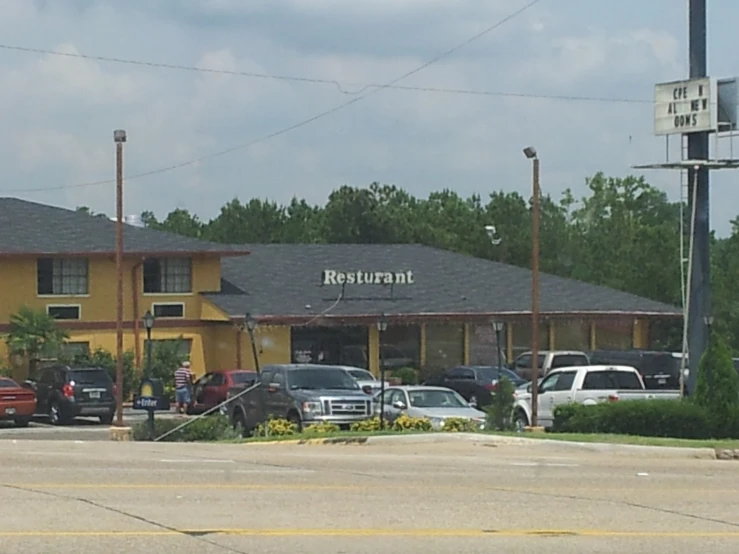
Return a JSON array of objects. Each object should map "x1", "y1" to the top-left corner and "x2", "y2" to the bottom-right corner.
[{"x1": 0, "y1": 0, "x2": 737, "y2": 235}]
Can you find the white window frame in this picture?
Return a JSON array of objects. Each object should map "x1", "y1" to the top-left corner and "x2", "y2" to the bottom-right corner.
[
  {"x1": 142, "y1": 257, "x2": 193, "y2": 295},
  {"x1": 151, "y1": 302, "x2": 186, "y2": 319},
  {"x1": 37, "y1": 257, "x2": 89, "y2": 297},
  {"x1": 46, "y1": 304, "x2": 82, "y2": 320}
]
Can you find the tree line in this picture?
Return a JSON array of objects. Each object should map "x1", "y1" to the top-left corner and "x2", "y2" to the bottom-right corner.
[{"x1": 78, "y1": 172, "x2": 739, "y2": 352}]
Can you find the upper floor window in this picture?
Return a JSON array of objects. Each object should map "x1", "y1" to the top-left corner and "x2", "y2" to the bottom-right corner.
[
  {"x1": 143, "y1": 257, "x2": 192, "y2": 294},
  {"x1": 37, "y1": 258, "x2": 89, "y2": 296}
]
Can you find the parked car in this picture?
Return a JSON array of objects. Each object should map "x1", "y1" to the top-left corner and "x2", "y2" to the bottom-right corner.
[
  {"x1": 374, "y1": 385, "x2": 486, "y2": 430},
  {"x1": 0, "y1": 377, "x2": 36, "y2": 427},
  {"x1": 510, "y1": 350, "x2": 590, "y2": 381},
  {"x1": 423, "y1": 365, "x2": 525, "y2": 408},
  {"x1": 26, "y1": 365, "x2": 116, "y2": 425},
  {"x1": 589, "y1": 349, "x2": 681, "y2": 390},
  {"x1": 340, "y1": 345, "x2": 415, "y2": 371},
  {"x1": 226, "y1": 364, "x2": 375, "y2": 436},
  {"x1": 188, "y1": 369, "x2": 258, "y2": 415},
  {"x1": 336, "y1": 366, "x2": 390, "y2": 395},
  {"x1": 512, "y1": 364, "x2": 681, "y2": 431}
]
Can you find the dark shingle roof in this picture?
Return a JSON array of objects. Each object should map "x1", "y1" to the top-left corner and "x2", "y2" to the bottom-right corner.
[
  {"x1": 0, "y1": 198, "x2": 248, "y2": 256},
  {"x1": 206, "y1": 244, "x2": 680, "y2": 319}
]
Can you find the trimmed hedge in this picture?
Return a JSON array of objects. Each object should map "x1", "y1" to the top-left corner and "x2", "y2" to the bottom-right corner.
[{"x1": 552, "y1": 399, "x2": 739, "y2": 440}]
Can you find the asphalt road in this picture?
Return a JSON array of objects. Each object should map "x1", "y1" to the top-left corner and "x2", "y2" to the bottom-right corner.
[
  {"x1": 0, "y1": 408, "x2": 180, "y2": 441},
  {"x1": 1, "y1": 437, "x2": 739, "y2": 553}
]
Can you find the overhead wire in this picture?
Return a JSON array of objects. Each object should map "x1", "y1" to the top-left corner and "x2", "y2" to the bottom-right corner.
[
  {"x1": 1, "y1": 0, "x2": 547, "y2": 195},
  {"x1": 0, "y1": 42, "x2": 651, "y2": 105}
]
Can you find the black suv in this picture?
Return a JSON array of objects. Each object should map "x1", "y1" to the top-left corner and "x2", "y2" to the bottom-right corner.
[{"x1": 28, "y1": 365, "x2": 117, "y2": 425}]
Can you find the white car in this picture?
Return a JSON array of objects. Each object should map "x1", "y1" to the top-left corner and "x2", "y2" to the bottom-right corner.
[
  {"x1": 373, "y1": 385, "x2": 487, "y2": 430},
  {"x1": 336, "y1": 366, "x2": 390, "y2": 395}
]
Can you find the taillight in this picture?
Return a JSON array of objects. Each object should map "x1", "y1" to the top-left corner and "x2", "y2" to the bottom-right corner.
[
  {"x1": 62, "y1": 384, "x2": 74, "y2": 398},
  {"x1": 607, "y1": 394, "x2": 619, "y2": 402},
  {"x1": 484, "y1": 382, "x2": 497, "y2": 391}
]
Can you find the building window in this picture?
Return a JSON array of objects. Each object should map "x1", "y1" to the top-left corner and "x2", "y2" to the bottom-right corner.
[
  {"x1": 469, "y1": 323, "x2": 507, "y2": 366},
  {"x1": 61, "y1": 341, "x2": 90, "y2": 359},
  {"x1": 291, "y1": 326, "x2": 368, "y2": 367},
  {"x1": 380, "y1": 324, "x2": 421, "y2": 371},
  {"x1": 553, "y1": 320, "x2": 590, "y2": 350},
  {"x1": 37, "y1": 258, "x2": 88, "y2": 295},
  {"x1": 510, "y1": 320, "x2": 549, "y2": 358},
  {"x1": 144, "y1": 338, "x2": 192, "y2": 361},
  {"x1": 152, "y1": 303, "x2": 185, "y2": 319},
  {"x1": 424, "y1": 324, "x2": 464, "y2": 373},
  {"x1": 595, "y1": 319, "x2": 633, "y2": 350},
  {"x1": 46, "y1": 305, "x2": 81, "y2": 320},
  {"x1": 143, "y1": 257, "x2": 192, "y2": 294}
]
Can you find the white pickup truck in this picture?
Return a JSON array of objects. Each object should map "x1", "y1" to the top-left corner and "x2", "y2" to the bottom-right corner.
[
  {"x1": 511, "y1": 350, "x2": 590, "y2": 381},
  {"x1": 511, "y1": 364, "x2": 681, "y2": 431}
]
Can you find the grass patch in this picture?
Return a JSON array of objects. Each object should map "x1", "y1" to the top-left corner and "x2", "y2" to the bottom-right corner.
[{"x1": 504, "y1": 431, "x2": 739, "y2": 449}]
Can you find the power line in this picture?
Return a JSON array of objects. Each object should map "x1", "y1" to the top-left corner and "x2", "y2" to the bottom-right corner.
[
  {"x1": 0, "y1": 42, "x2": 650, "y2": 105},
  {"x1": 1, "y1": 0, "x2": 545, "y2": 195}
]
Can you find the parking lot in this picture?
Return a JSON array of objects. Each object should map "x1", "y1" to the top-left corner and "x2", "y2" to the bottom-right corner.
[{"x1": 1, "y1": 436, "x2": 739, "y2": 553}]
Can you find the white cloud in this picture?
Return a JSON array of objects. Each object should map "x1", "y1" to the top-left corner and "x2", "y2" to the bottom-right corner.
[{"x1": 0, "y1": 0, "x2": 736, "y2": 237}]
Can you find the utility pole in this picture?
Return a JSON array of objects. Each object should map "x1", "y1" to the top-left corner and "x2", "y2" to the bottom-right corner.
[
  {"x1": 523, "y1": 146, "x2": 539, "y2": 427},
  {"x1": 686, "y1": 0, "x2": 709, "y2": 394},
  {"x1": 113, "y1": 129, "x2": 126, "y2": 427}
]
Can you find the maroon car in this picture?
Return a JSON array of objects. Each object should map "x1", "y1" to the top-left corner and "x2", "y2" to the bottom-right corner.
[
  {"x1": 188, "y1": 370, "x2": 257, "y2": 415},
  {"x1": 0, "y1": 377, "x2": 36, "y2": 427}
]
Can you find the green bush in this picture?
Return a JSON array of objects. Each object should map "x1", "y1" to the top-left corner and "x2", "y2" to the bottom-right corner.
[
  {"x1": 391, "y1": 367, "x2": 418, "y2": 385},
  {"x1": 484, "y1": 377, "x2": 516, "y2": 431},
  {"x1": 133, "y1": 414, "x2": 240, "y2": 442},
  {"x1": 441, "y1": 417, "x2": 481, "y2": 433},
  {"x1": 303, "y1": 421, "x2": 340, "y2": 435},
  {"x1": 391, "y1": 414, "x2": 432, "y2": 432},
  {"x1": 252, "y1": 418, "x2": 298, "y2": 437},
  {"x1": 692, "y1": 331, "x2": 739, "y2": 429},
  {"x1": 551, "y1": 400, "x2": 713, "y2": 439},
  {"x1": 350, "y1": 417, "x2": 382, "y2": 432},
  {"x1": 70, "y1": 348, "x2": 136, "y2": 400}
]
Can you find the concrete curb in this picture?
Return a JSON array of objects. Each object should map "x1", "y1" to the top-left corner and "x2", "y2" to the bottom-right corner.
[{"x1": 246, "y1": 432, "x2": 728, "y2": 459}]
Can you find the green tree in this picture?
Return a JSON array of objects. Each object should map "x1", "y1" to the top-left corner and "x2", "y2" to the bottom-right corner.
[
  {"x1": 66, "y1": 347, "x2": 137, "y2": 400},
  {"x1": 4, "y1": 306, "x2": 69, "y2": 373},
  {"x1": 692, "y1": 329, "x2": 739, "y2": 433}
]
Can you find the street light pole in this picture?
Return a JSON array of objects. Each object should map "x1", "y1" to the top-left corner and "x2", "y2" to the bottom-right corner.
[
  {"x1": 142, "y1": 310, "x2": 155, "y2": 440},
  {"x1": 113, "y1": 129, "x2": 126, "y2": 427},
  {"x1": 244, "y1": 313, "x2": 261, "y2": 376},
  {"x1": 492, "y1": 320, "x2": 505, "y2": 430},
  {"x1": 377, "y1": 314, "x2": 388, "y2": 430},
  {"x1": 524, "y1": 146, "x2": 540, "y2": 428}
]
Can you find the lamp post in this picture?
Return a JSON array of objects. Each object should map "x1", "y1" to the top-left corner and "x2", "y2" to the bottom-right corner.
[
  {"x1": 244, "y1": 313, "x2": 261, "y2": 376},
  {"x1": 142, "y1": 310, "x2": 155, "y2": 439},
  {"x1": 523, "y1": 145, "x2": 540, "y2": 428},
  {"x1": 377, "y1": 314, "x2": 388, "y2": 430},
  {"x1": 113, "y1": 129, "x2": 126, "y2": 427},
  {"x1": 492, "y1": 320, "x2": 505, "y2": 430}
]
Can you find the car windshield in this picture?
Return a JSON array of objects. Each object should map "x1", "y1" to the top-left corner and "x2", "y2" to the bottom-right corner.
[
  {"x1": 231, "y1": 372, "x2": 257, "y2": 384},
  {"x1": 347, "y1": 369, "x2": 374, "y2": 380},
  {"x1": 408, "y1": 389, "x2": 468, "y2": 408},
  {"x1": 69, "y1": 369, "x2": 111, "y2": 385},
  {"x1": 287, "y1": 368, "x2": 360, "y2": 390},
  {"x1": 0, "y1": 378, "x2": 18, "y2": 388}
]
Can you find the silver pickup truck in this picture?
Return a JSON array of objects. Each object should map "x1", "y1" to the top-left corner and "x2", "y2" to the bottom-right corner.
[
  {"x1": 512, "y1": 364, "x2": 681, "y2": 431},
  {"x1": 226, "y1": 364, "x2": 374, "y2": 436}
]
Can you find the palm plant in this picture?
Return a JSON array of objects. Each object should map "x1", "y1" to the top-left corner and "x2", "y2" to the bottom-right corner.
[{"x1": 4, "y1": 306, "x2": 69, "y2": 370}]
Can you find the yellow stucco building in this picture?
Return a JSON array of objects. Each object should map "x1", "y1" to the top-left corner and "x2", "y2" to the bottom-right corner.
[{"x1": 1, "y1": 199, "x2": 682, "y2": 382}]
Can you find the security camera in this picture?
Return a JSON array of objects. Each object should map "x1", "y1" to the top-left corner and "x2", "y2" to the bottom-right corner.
[{"x1": 485, "y1": 225, "x2": 502, "y2": 245}]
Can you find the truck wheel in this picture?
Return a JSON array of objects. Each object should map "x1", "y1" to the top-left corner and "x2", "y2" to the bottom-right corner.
[
  {"x1": 49, "y1": 401, "x2": 68, "y2": 426},
  {"x1": 513, "y1": 410, "x2": 528, "y2": 433},
  {"x1": 287, "y1": 411, "x2": 303, "y2": 432}
]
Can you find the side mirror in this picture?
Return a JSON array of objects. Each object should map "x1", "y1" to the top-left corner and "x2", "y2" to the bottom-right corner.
[
  {"x1": 267, "y1": 382, "x2": 281, "y2": 393},
  {"x1": 526, "y1": 384, "x2": 532, "y2": 393},
  {"x1": 392, "y1": 400, "x2": 407, "y2": 410},
  {"x1": 362, "y1": 385, "x2": 373, "y2": 395},
  {"x1": 22, "y1": 380, "x2": 37, "y2": 391}
]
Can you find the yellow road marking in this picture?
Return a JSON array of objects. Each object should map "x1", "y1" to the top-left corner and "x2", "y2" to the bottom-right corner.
[
  {"x1": 6, "y1": 483, "x2": 739, "y2": 494},
  {"x1": 2, "y1": 528, "x2": 739, "y2": 538}
]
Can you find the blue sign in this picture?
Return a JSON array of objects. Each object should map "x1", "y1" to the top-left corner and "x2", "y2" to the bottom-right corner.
[
  {"x1": 133, "y1": 396, "x2": 158, "y2": 410},
  {"x1": 132, "y1": 377, "x2": 170, "y2": 411}
]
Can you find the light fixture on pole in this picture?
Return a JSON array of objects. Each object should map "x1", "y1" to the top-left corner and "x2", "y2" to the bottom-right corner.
[
  {"x1": 142, "y1": 309, "x2": 155, "y2": 439},
  {"x1": 485, "y1": 224, "x2": 502, "y2": 246},
  {"x1": 113, "y1": 129, "x2": 126, "y2": 428},
  {"x1": 377, "y1": 314, "x2": 388, "y2": 430},
  {"x1": 523, "y1": 145, "x2": 540, "y2": 428}
]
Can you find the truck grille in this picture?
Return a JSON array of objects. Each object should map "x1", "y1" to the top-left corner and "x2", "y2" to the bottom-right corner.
[{"x1": 327, "y1": 399, "x2": 370, "y2": 416}]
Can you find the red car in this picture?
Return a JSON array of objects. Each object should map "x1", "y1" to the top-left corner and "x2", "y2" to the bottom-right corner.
[
  {"x1": 188, "y1": 370, "x2": 258, "y2": 415},
  {"x1": 0, "y1": 377, "x2": 36, "y2": 427}
]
